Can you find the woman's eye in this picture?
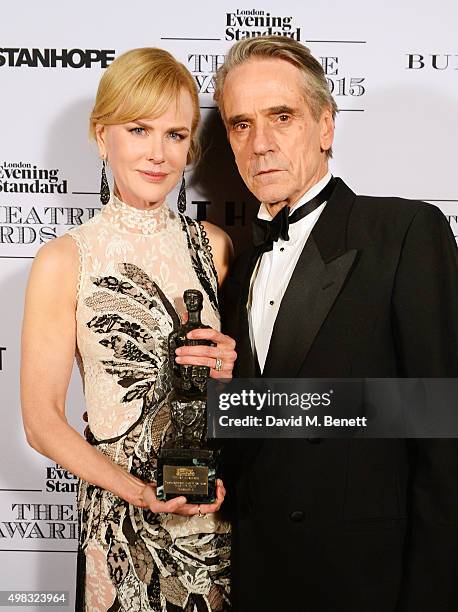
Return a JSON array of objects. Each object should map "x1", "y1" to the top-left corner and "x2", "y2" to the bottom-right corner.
[
  {"x1": 168, "y1": 132, "x2": 185, "y2": 141},
  {"x1": 130, "y1": 127, "x2": 145, "y2": 135}
]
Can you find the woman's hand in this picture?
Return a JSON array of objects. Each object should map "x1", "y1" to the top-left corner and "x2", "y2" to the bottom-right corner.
[
  {"x1": 175, "y1": 329, "x2": 237, "y2": 379},
  {"x1": 141, "y1": 479, "x2": 226, "y2": 516}
]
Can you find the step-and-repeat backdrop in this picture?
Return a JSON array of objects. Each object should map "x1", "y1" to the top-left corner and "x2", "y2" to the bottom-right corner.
[{"x1": 1, "y1": 0, "x2": 457, "y2": 608}]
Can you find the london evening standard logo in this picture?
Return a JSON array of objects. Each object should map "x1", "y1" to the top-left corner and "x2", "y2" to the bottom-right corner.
[
  {"x1": 45, "y1": 463, "x2": 78, "y2": 494},
  {"x1": 225, "y1": 9, "x2": 301, "y2": 41},
  {"x1": 0, "y1": 161, "x2": 99, "y2": 248},
  {"x1": 0, "y1": 47, "x2": 115, "y2": 68},
  {"x1": 0, "y1": 161, "x2": 67, "y2": 195},
  {"x1": 187, "y1": 8, "x2": 301, "y2": 94},
  {"x1": 188, "y1": 9, "x2": 366, "y2": 100}
]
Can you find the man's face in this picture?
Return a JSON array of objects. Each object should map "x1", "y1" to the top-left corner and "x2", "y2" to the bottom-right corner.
[{"x1": 222, "y1": 58, "x2": 334, "y2": 210}]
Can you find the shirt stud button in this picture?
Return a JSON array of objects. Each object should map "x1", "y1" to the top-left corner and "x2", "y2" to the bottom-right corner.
[
  {"x1": 289, "y1": 510, "x2": 304, "y2": 522},
  {"x1": 269, "y1": 300, "x2": 274, "y2": 306},
  {"x1": 280, "y1": 247, "x2": 285, "y2": 252}
]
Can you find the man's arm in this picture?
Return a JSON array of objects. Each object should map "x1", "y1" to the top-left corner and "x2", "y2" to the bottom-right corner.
[
  {"x1": 392, "y1": 204, "x2": 458, "y2": 611},
  {"x1": 393, "y1": 203, "x2": 457, "y2": 376}
]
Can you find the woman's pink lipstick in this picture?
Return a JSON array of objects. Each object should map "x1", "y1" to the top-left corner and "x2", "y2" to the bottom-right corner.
[{"x1": 138, "y1": 170, "x2": 168, "y2": 182}]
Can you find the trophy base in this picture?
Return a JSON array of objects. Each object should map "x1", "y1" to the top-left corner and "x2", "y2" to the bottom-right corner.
[{"x1": 156, "y1": 448, "x2": 218, "y2": 503}]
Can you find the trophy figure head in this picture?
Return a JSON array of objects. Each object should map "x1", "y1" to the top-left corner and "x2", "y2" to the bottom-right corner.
[{"x1": 184, "y1": 289, "x2": 203, "y2": 313}]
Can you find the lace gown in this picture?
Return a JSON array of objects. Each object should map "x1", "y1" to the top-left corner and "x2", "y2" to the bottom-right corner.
[{"x1": 68, "y1": 196, "x2": 231, "y2": 612}]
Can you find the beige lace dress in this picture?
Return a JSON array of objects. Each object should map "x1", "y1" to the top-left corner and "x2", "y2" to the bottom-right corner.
[{"x1": 68, "y1": 196, "x2": 231, "y2": 612}]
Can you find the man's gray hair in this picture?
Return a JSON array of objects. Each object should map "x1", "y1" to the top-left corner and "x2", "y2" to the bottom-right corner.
[{"x1": 214, "y1": 35, "x2": 338, "y2": 158}]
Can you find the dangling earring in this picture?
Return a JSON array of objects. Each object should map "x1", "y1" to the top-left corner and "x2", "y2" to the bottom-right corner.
[
  {"x1": 177, "y1": 172, "x2": 186, "y2": 213},
  {"x1": 100, "y1": 159, "x2": 110, "y2": 205}
]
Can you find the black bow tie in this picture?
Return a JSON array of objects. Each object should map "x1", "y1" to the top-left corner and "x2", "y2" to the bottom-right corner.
[{"x1": 252, "y1": 177, "x2": 337, "y2": 251}]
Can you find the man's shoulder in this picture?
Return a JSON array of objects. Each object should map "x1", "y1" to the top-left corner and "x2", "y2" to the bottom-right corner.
[
  {"x1": 354, "y1": 192, "x2": 436, "y2": 220},
  {"x1": 350, "y1": 190, "x2": 447, "y2": 235},
  {"x1": 328, "y1": 178, "x2": 451, "y2": 248}
]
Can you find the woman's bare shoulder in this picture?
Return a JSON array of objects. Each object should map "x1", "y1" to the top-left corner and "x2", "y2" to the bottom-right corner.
[
  {"x1": 30, "y1": 235, "x2": 80, "y2": 293},
  {"x1": 34, "y1": 234, "x2": 78, "y2": 265},
  {"x1": 200, "y1": 221, "x2": 233, "y2": 255},
  {"x1": 200, "y1": 221, "x2": 234, "y2": 285}
]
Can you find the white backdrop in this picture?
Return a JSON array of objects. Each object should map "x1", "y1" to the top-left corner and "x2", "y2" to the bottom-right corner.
[{"x1": 1, "y1": 1, "x2": 457, "y2": 609}]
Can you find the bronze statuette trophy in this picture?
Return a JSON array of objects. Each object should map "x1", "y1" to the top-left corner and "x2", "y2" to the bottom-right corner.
[{"x1": 156, "y1": 289, "x2": 218, "y2": 503}]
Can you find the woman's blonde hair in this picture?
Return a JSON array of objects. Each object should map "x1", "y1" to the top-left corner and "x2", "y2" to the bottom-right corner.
[{"x1": 90, "y1": 47, "x2": 200, "y2": 163}]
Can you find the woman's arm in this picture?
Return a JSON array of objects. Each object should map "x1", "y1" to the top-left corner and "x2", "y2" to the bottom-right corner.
[{"x1": 20, "y1": 236, "x2": 189, "y2": 514}]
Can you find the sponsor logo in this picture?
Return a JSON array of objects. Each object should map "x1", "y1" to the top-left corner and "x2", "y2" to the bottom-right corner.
[
  {"x1": 0, "y1": 162, "x2": 67, "y2": 195},
  {"x1": 225, "y1": 9, "x2": 300, "y2": 41},
  {"x1": 188, "y1": 13, "x2": 366, "y2": 102},
  {"x1": 0, "y1": 162, "x2": 99, "y2": 247},
  {"x1": 406, "y1": 54, "x2": 458, "y2": 70},
  {"x1": 0, "y1": 48, "x2": 115, "y2": 68},
  {"x1": 45, "y1": 464, "x2": 78, "y2": 494}
]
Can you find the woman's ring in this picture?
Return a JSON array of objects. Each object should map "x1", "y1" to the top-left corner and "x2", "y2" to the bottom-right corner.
[{"x1": 214, "y1": 357, "x2": 223, "y2": 372}]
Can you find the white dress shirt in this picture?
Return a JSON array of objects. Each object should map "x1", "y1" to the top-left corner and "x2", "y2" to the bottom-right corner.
[{"x1": 249, "y1": 172, "x2": 332, "y2": 372}]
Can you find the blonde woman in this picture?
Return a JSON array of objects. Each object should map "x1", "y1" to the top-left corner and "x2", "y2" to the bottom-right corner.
[{"x1": 21, "y1": 48, "x2": 235, "y2": 611}]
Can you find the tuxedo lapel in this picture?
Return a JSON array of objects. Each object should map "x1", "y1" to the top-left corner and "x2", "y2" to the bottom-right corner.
[
  {"x1": 263, "y1": 238, "x2": 357, "y2": 376},
  {"x1": 262, "y1": 178, "x2": 359, "y2": 377},
  {"x1": 235, "y1": 246, "x2": 263, "y2": 377}
]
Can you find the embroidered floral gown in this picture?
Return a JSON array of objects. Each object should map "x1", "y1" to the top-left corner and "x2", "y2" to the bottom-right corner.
[{"x1": 68, "y1": 196, "x2": 231, "y2": 612}]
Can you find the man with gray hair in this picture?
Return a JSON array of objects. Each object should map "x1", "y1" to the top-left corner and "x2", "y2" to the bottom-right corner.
[{"x1": 215, "y1": 36, "x2": 458, "y2": 612}]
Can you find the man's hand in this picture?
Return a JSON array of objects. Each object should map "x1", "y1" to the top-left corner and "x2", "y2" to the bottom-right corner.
[
  {"x1": 175, "y1": 328, "x2": 237, "y2": 379},
  {"x1": 141, "y1": 479, "x2": 226, "y2": 516}
]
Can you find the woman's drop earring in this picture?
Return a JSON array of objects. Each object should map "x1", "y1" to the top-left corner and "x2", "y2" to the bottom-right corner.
[
  {"x1": 177, "y1": 172, "x2": 186, "y2": 213},
  {"x1": 100, "y1": 159, "x2": 110, "y2": 205}
]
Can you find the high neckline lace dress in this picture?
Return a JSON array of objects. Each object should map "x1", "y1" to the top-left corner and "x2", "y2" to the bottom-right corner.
[{"x1": 68, "y1": 196, "x2": 231, "y2": 611}]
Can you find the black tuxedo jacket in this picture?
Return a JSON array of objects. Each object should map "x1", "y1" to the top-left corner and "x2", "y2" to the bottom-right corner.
[{"x1": 222, "y1": 179, "x2": 458, "y2": 612}]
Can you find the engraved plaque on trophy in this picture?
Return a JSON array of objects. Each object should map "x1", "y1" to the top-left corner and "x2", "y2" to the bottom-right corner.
[{"x1": 156, "y1": 289, "x2": 218, "y2": 503}]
